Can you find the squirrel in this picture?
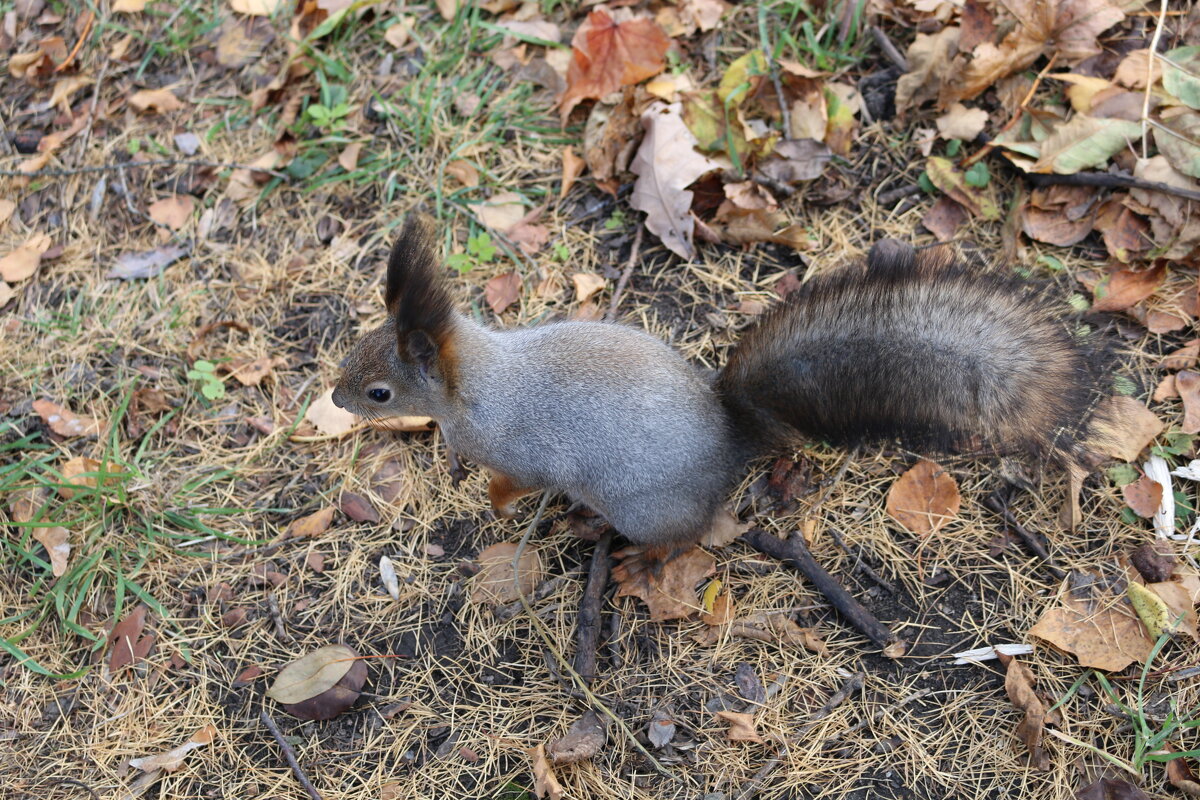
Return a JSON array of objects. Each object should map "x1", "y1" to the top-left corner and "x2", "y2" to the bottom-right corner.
[{"x1": 332, "y1": 217, "x2": 1105, "y2": 562}]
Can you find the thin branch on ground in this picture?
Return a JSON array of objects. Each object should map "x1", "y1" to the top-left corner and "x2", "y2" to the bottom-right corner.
[{"x1": 259, "y1": 710, "x2": 325, "y2": 800}]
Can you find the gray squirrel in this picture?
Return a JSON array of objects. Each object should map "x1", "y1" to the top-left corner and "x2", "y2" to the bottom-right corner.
[{"x1": 332, "y1": 217, "x2": 1103, "y2": 563}]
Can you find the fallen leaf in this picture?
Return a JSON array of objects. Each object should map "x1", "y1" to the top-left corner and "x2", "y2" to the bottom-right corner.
[
  {"x1": 338, "y1": 142, "x2": 363, "y2": 172},
  {"x1": 1180, "y1": 371, "x2": 1200, "y2": 434},
  {"x1": 1161, "y1": 340, "x2": 1200, "y2": 371},
  {"x1": 1029, "y1": 580, "x2": 1153, "y2": 671},
  {"x1": 338, "y1": 492, "x2": 379, "y2": 524},
  {"x1": 0, "y1": 199, "x2": 15, "y2": 228},
  {"x1": 647, "y1": 708, "x2": 677, "y2": 748},
  {"x1": 735, "y1": 662, "x2": 765, "y2": 703},
  {"x1": 485, "y1": 272, "x2": 522, "y2": 314},
  {"x1": 129, "y1": 87, "x2": 184, "y2": 114},
  {"x1": 108, "y1": 604, "x2": 155, "y2": 671},
  {"x1": 1022, "y1": 203, "x2": 1094, "y2": 247},
  {"x1": 1155, "y1": 108, "x2": 1200, "y2": 179},
  {"x1": 558, "y1": 8, "x2": 670, "y2": 123},
  {"x1": 148, "y1": 195, "x2": 195, "y2": 230},
  {"x1": 215, "y1": 17, "x2": 274, "y2": 67},
  {"x1": 1032, "y1": 116, "x2": 1142, "y2": 175},
  {"x1": 1089, "y1": 395, "x2": 1163, "y2": 462},
  {"x1": 32, "y1": 398, "x2": 103, "y2": 437},
  {"x1": 548, "y1": 710, "x2": 606, "y2": 764},
  {"x1": 895, "y1": 27, "x2": 960, "y2": 112},
  {"x1": 60, "y1": 457, "x2": 124, "y2": 499},
  {"x1": 921, "y1": 195, "x2": 967, "y2": 241},
  {"x1": 1092, "y1": 266, "x2": 1165, "y2": 313},
  {"x1": 107, "y1": 244, "x2": 191, "y2": 280},
  {"x1": 700, "y1": 507, "x2": 749, "y2": 548},
  {"x1": 229, "y1": 0, "x2": 287, "y2": 15},
  {"x1": 935, "y1": 103, "x2": 988, "y2": 140},
  {"x1": 0, "y1": 233, "x2": 52, "y2": 282},
  {"x1": 384, "y1": 18, "x2": 412, "y2": 49},
  {"x1": 613, "y1": 546, "x2": 715, "y2": 621},
  {"x1": 435, "y1": 0, "x2": 459, "y2": 21},
  {"x1": 472, "y1": 542, "x2": 542, "y2": 606},
  {"x1": 560, "y1": 146, "x2": 585, "y2": 200},
  {"x1": 222, "y1": 355, "x2": 285, "y2": 387},
  {"x1": 1093, "y1": 199, "x2": 1151, "y2": 263},
  {"x1": 999, "y1": 655, "x2": 1049, "y2": 770},
  {"x1": 268, "y1": 644, "x2": 366, "y2": 720},
  {"x1": 528, "y1": 744, "x2": 564, "y2": 800},
  {"x1": 1122, "y1": 474, "x2": 1163, "y2": 518},
  {"x1": 1113, "y1": 49, "x2": 1161, "y2": 89},
  {"x1": 925, "y1": 156, "x2": 999, "y2": 219},
  {"x1": 445, "y1": 160, "x2": 479, "y2": 188},
  {"x1": 1166, "y1": 749, "x2": 1200, "y2": 797},
  {"x1": 365, "y1": 415, "x2": 435, "y2": 432},
  {"x1": 571, "y1": 272, "x2": 605, "y2": 302},
  {"x1": 714, "y1": 710, "x2": 762, "y2": 743},
  {"x1": 32, "y1": 525, "x2": 70, "y2": 576},
  {"x1": 286, "y1": 507, "x2": 335, "y2": 538},
  {"x1": 1076, "y1": 777, "x2": 1151, "y2": 800},
  {"x1": 380, "y1": 555, "x2": 400, "y2": 600},
  {"x1": 129, "y1": 724, "x2": 217, "y2": 773},
  {"x1": 886, "y1": 459, "x2": 960, "y2": 536},
  {"x1": 304, "y1": 387, "x2": 358, "y2": 437},
  {"x1": 700, "y1": 582, "x2": 734, "y2": 626},
  {"x1": 472, "y1": 191, "x2": 526, "y2": 233},
  {"x1": 113, "y1": 0, "x2": 148, "y2": 10},
  {"x1": 1163, "y1": 45, "x2": 1200, "y2": 111},
  {"x1": 631, "y1": 101, "x2": 725, "y2": 258},
  {"x1": 757, "y1": 138, "x2": 831, "y2": 185}
]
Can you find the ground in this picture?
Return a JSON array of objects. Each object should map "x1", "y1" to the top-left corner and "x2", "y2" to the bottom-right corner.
[{"x1": 3, "y1": 1, "x2": 1200, "y2": 800}]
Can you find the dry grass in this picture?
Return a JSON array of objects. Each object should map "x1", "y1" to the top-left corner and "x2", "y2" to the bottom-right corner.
[{"x1": 3, "y1": 3, "x2": 1200, "y2": 800}]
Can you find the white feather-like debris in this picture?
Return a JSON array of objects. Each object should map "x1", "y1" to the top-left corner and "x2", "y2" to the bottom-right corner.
[
  {"x1": 1172, "y1": 459, "x2": 1200, "y2": 481},
  {"x1": 1145, "y1": 454, "x2": 1175, "y2": 540},
  {"x1": 952, "y1": 643, "x2": 1034, "y2": 664},
  {"x1": 380, "y1": 555, "x2": 400, "y2": 600}
]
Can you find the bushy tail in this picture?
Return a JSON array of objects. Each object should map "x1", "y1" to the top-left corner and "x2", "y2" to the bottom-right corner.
[{"x1": 716, "y1": 240, "x2": 1109, "y2": 468}]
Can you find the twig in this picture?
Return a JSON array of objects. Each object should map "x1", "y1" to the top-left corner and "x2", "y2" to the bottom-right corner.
[
  {"x1": 1025, "y1": 170, "x2": 1200, "y2": 203},
  {"x1": 876, "y1": 183, "x2": 923, "y2": 205},
  {"x1": 982, "y1": 491, "x2": 1067, "y2": 580},
  {"x1": 869, "y1": 25, "x2": 908, "y2": 71},
  {"x1": 573, "y1": 531, "x2": 613, "y2": 684},
  {"x1": 606, "y1": 225, "x2": 644, "y2": 320},
  {"x1": 265, "y1": 592, "x2": 292, "y2": 643},
  {"x1": 259, "y1": 710, "x2": 324, "y2": 800},
  {"x1": 1143, "y1": 0, "x2": 1169, "y2": 159},
  {"x1": 734, "y1": 673, "x2": 866, "y2": 800},
  {"x1": 511, "y1": 493, "x2": 673, "y2": 778},
  {"x1": 0, "y1": 158, "x2": 289, "y2": 179},
  {"x1": 493, "y1": 567, "x2": 585, "y2": 621},
  {"x1": 45, "y1": 778, "x2": 101, "y2": 800},
  {"x1": 743, "y1": 529, "x2": 907, "y2": 657},
  {"x1": 75, "y1": 57, "x2": 109, "y2": 161},
  {"x1": 55, "y1": 9, "x2": 94, "y2": 73}
]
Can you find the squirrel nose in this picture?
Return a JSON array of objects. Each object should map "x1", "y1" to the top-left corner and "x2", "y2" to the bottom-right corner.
[{"x1": 330, "y1": 387, "x2": 346, "y2": 409}]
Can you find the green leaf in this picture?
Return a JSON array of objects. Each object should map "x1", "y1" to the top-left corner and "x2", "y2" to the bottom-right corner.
[
  {"x1": 1112, "y1": 374, "x2": 1137, "y2": 396},
  {"x1": 925, "y1": 157, "x2": 999, "y2": 219},
  {"x1": 193, "y1": 360, "x2": 216, "y2": 373},
  {"x1": 1032, "y1": 116, "x2": 1144, "y2": 175},
  {"x1": 945, "y1": 139, "x2": 962, "y2": 157},
  {"x1": 917, "y1": 171, "x2": 936, "y2": 194},
  {"x1": 1153, "y1": 109, "x2": 1200, "y2": 178},
  {"x1": 1163, "y1": 46, "x2": 1200, "y2": 110},
  {"x1": 1107, "y1": 463, "x2": 1138, "y2": 486},
  {"x1": 717, "y1": 50, "x2": 767, "y2": 106},
  {"x1": 201, "y1": 382, "x2": 225, "y2": 400},
  {"x1": 1037, "y1": 254, "x2": 1065, "y2": 271},
  {"x1": 964, "y1": 161, "x2": 990, "y2": 187},
  {"x1": 446, "y1": 253, "x2": 473, "y2": 273},
  {"x1": 1068, "y1": 293, "x2": 1090, "y2": 312}
]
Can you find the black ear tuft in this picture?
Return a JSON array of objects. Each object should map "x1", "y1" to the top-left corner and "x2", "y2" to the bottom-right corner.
[
  {"x1": 384, "y1": 214, "x2": 455, "y2": 357},
  {"x1": 866, "y1": 238, "x2": 916, "y2": 278}
]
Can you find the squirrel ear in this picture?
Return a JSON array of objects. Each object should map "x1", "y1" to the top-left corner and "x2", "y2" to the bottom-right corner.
[
  {"x1": 385, "y1": 215, "x2": 441, "y2": 316},
  {"x1": 866, "y1": 239, "x2": 916, "y2": 277}
]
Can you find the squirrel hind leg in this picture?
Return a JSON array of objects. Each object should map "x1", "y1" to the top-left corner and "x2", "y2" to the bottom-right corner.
[{"x1": 487, "y1": 471, "x2": 538, "y2": 518}]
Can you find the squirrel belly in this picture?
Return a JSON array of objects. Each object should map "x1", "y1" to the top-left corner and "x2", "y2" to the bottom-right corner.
[{"x1": 333, "y1": 218, "x2": 1105, "y2": 551}]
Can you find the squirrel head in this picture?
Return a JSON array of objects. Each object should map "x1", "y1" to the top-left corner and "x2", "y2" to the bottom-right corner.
[{"x1": 332, "y1": 215, "x2": 458, "y2": 420}]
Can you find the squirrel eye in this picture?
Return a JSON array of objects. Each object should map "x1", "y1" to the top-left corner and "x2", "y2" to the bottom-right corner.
[{"x1": 367, "y1": 387, "x2": 391, "y2": 403}]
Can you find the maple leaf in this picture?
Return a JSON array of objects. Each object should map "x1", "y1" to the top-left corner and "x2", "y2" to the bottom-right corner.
[{"x1": 558, "y1": 8, "x2": 670, "y2": 123}]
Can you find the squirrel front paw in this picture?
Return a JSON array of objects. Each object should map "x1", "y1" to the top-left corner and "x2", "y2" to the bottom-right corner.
[{"x1": 487, "y1": 471, "x2": 536, "y2": 518}]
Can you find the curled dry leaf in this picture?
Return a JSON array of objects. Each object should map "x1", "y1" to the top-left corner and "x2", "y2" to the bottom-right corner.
[
  {"x1": 32, "y1": 525, "x2": 70, "y2": 577},
  {"x1": 1091, "y1": 265, "x2": 1165, "y2": 313},
  {"x1": 613, "y1": 546, "x2": 715, "y2": 621},
  {"x1": 1089, "y1": 395, "x2": 1163, "y2": 462},
  {"x1": 108, "y1": 244, "x2": 191, "y2": 280},
  {"x1": 380, "y1": 555, "x2": 400, "y2": 600},
  {"x1": 560, "y1": 145, "x2": 585, "y2": 199},
  {"x1": 32, "y1": 398, "x2": 103, "y2": 437},
  {"x1": 472, "y1": 191, "x2": 526, "y2": 233},
  {"x1": 304, "y1": 387, "x2": 358, "y2": 437},
  {"x1": 935, "y1": 103, "x2": 988, "y2": 141},
  {"x1": 0, "y1": 233, "x2": 52, "y2": 282},
  {"x1": 471, "y1": 542, "x2": 543, "y2": 606},
  {"x1": 528, "y1": 744, "x2": 564, "y2": 800},
  {"x1": 148, "y1": 195, "x2": 195, "y2": 230},
  {"x1": 630, "y1": 101, "x2": 725, "y2": 259},
  {"x1": 267, "y1": 644, "x2": 367, "y2": 721},
  {"x1": 108, "y1": 604, "x2": 156, "y2": 671},
  {"x1": 558, "y1": 8, "x2": 670, "y2": 123},
  {"x1": 1178, "y1": 371, "x2": 1200, "y2": 434},
  {"x1": 999, "y1": 655, "x2": 1049, "y2": 771},
  {"x1": 1122, "y1": 474, "x2": 1163, "y2": 518},
  {"x1": 286, "y1": 507, "x2": 335, "y2": 539},
  {"x1": 1029, "y1": 580, "x2": 1153, "y2": 671},
  {"x1": 129, "y1": 87, "x2": 184, "y2": 114},
  {"x1": 700, "y1": 507, "x2": 749, "y2": 548},
  {"x1": 446, "y1": 160, "x2": 479, "y2": 188},
  {"x1": 714, "y1": 710, "x2": 762, "y2": 743},
  {"x1": 571, "y1": 272, "x2": 605, "y2": 302},
  {"x1": 548, "y1": 710, "x2": 607, "y2": 764},
  {"x1": 647, "y1": 708, "x2": 677, "y2": 748},
  {"x1": 222, "y1": 355, "x2": 286, "y2": 387},
  {"x1": 886, "y1": 459, "x2": 960, "y2": 536},
  {"x1": 338, "y1": 492, "x2": 379, "y2": 524},
  {"x1": 485, "y1": 272, "x2": 522, "y2": 315},
  {"x1": 129, "y1": 724, "x2": 217, "y2": 773},
  {"x1": 922, "y1": 196, "x2": 967, "y2": 242}
]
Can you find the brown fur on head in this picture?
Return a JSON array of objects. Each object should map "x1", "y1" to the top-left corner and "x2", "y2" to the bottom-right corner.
[{"x1": 331, "y1": 215, "x2": 458, "y2": 420}]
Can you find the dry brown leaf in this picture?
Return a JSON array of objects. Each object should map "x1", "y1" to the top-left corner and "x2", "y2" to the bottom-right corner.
[
  {"x1": 287, "y1": 507, "x2": 335, "y2": 539},
  {"x1": 1123, "y1": 474, "x2": 1164, "y2": 518},
  {"x1": 886, "y1": 459, "x2": 960, "y2": 536},
  {"x1": 129, "y1": 87, "x2": 184, "y2": 113},
  {"x1": 435, "y1": 0, "x2": 459, "y2": 21},
  {"x1": 613, "y1": 546, "x2": 715, "y2": 621},
  {"x1": 304, "y1": 387, "x2": 357, "y2": 437},
  {"x1": 1077, "y1": 778, "x2": 1152, "y2": 800},
  {"x1": 714, "y1": 710, "x2": 762, "y2": 743},
  {"x1": 337, "y1": 142, "x2": 363, "y2": 172},
  {"x1": 384, "y1": 18, "x2": 411, "y2": 49},
  {"x1": 32, "y1": 398, "x2": 103, "y2": 437},
  {"x1": 338, "y1": 492, "x2": 379, "y2": 524},
  {"x1": 921, "y1": 196, "x2": 967, "y2": 241},
  {"x1": 528, "y1": 744, "x2": 563, "y2": 800},
  {"x1": 1147, "y1": 579, "x2": 1200, "y2": 643},
  {"x1": 1162, "y1": 340, "x2": 1200, "y2": 371},
  {"x1": 472, "y1": 542, "x2": 543, "y2": 606},
  {"x1": 560, "y1": 145, "x2": 585, "y2": 200},
  {"x1": 129, "y1": 724, "x2": 216, "y2": 773},
  {"x1": 999, "y1": 656, "x2": 1049, "y2": 770},
  {"x1": 60, "y1": 457, "x2": 124, "y2": 499},
  {"x1": 1093, "y1": 198, "x2": 1151, "y2": 263},
  {"x1": 446, "y1": 160, "x2": 479, "y2": 188},
  {"x1": 895, "y1": 27, "x2": 960, "y2": 112},
  {"x1": 571, "y1": 272, "x2": 605, "y2": 302},
  {"x1": 700, "y1": 507, "x2": 749, "y2": 548},
  {"x1": 0, "y1": 199, "x2": 16, "y2": 228},
  {"x1": 1029, "y1": 582, "x2": 1153, "y2": 671},
  {"x1": 700, "y1": 585, "x2": 734, "y2": 626},
  {"x1": 113, "y1": 0, "x2": 148, "y2": 10},
  {"x1": 1180, "y1": 371, "x2": 1200, "y2": 435},
  {"x1": 215, "y1": 17, "x2": 274, "y2": 67},
  {"x1": 485, "y1": 272, "x2": 522, "y2": 314},
  {"x1": 223, "y1": 355, "x2": 286, "y2": 387},
  {"x1": 1113, "y1": 49, "x2": 1161, "y2": 89},
  {"x1": 1092, "y1": 266, "x2": 1165, "y2": 313},
  {"x1": 472, "y1": 191, "x2": 526, "y2": 233},
  {"x1": 558, "y1": 8, "x2": 670, "y2": 123},
  {"x1": 1090, "y1": 395, "x2": 1163, "y2": 462},
  {"x1": 267, "y1": 644, "x2": 357, "y2": 704},
  {"x1": 108, "y1": 604, "x2": 155, "y2": 671},
  {"x1": 33, "y1": 525, "x2": 70, "y2": 577},
  {"x1": 148, "y1": 195, "x2": 195, "y2": 230},
  {"x1": 935, "y1": 102, "x2": 988, "y2": 140},
  {"x1": 229, "y1": 0, "x2": 287, "y2": 15},
  {"x1": 0, "y1": 233, "x2": 52, "y2": 282},
  {"x1": 547, "y1": 710, "x2": 606, "y2": 764}
]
